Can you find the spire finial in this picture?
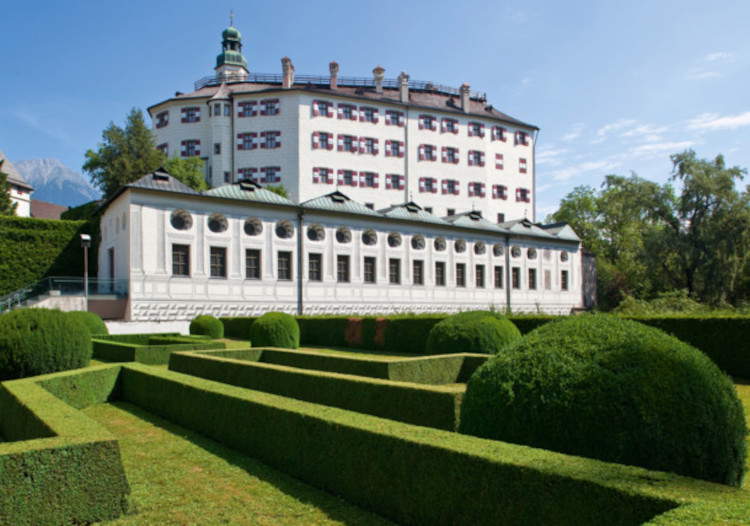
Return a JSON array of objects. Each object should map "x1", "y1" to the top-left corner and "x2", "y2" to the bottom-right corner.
[{"x1": 230, "y1": 9, "x2": 235, "y2": 26}]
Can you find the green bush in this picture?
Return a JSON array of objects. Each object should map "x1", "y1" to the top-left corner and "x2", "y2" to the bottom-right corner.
[
  {"x1": 250, "y1": 312, "x2": 300, "y2": 349},
  {"x1": 220, "y1": 317, "x2": 256, "y2": 339},
  {"x1": 92, "y1": 336, "x2": 225, "y2": 365},
  {"x1": 426, "y1": 311, "x2": 521, "y2": 355},
  {"x1": 67, "y1": 310, "x2": 108, "y2": 336},
  {"x1": 189, "y1": 315, "x2": 224, "y2": 339},
  {"x1": 383, "y1": 315, "x2": 444, "y2": 354},
  {"x1": 0, "y1": 308, "x2": 92, "y2": 380},
  {"x1": 459, "y1": 315, "x2": 747, "y2": 486},
  {"x1": 296, "y1": 316, "x2": 349, "y2": 347}
]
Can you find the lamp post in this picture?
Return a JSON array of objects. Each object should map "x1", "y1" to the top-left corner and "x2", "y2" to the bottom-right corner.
[{"x1": 80, "y1": 234, "x2": 91, "y2": 310}]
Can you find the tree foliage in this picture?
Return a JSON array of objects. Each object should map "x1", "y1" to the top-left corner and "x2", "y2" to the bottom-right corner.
[
  {"x1": 265, "y1": 184, "x2": 289, "y2": 198},
  {"x1": 549, "y1": 150, "x2": 750, "y2": 308},
  {"x1": 0, "y1": 160, "x2": 17, "y2": 216},
  {"x1": 164, "y1": 157, "x2": 208, "y2": 191}
]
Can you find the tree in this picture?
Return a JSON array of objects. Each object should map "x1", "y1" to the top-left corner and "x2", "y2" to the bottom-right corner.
[
  {"x1": 164, "y1": 157, "x2": 208, "y2": 192},
  {"x1": 0, "y1": 160, "x2": 17, "y2": 216},
  {"x1": 83, "y1": 108, "x2": 165, "y2": 198},
  {"x1": 265, "y1": 184, "x2": 289, "y2": 198}
]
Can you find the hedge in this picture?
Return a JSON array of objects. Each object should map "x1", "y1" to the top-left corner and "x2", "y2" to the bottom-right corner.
[
  {"x1": 67, "y1": 310, "x2": 108, "y2": 336},
  {"x1": 219, "y1": 317, "x2": 257, "y2": 339},
  {"x1": 0, "y1": 366, "x2": 129, "y2": 525},
  {"x1": 92, "y1": 335, "x2": 225, "y2": 365},
  {"x1": 0, "y1": 216, "x2": 98, "y2": 297},
  {"x1": 190, "y1": 315, "x2": 224, "y2": 339},
  {"x1": 120, "y1": 363, "x2": 750, "y2": 526},
  {"x1": 169, "y1": 350, "x2": 463, "y2": 430},
  {"x1": 249, "y1": 312, "x2": 299, "y2": 348}
]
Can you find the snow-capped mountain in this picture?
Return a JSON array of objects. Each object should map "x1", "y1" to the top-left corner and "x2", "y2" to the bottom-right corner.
[{"x1": 14, "y1": 159, "x2": 100, "y2": 207}]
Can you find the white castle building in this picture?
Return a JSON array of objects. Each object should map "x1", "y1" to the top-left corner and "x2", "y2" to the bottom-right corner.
[
  {"x1": 97, "y1": 25, "x2": 592, "y2": 321},
  {"x1": 148, "y1": 25, "x2": 537, "y2": 224},
  {"x1": 0, "y1": 151, "x2": 33, "y2": 217}
]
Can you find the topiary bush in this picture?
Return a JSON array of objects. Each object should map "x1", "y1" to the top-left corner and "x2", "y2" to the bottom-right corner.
[
  {"x1": 459, "y1": 314, "x2": 747, "y2": 486},
  {"x1": 425, "y1": 311, "x2": 521, "y2": 355},
  {"x1": 0, "y1": 308, "x2": 92, "y2": 380},
  {"x1": 189, "y1": 315, "x2": 224, "y2": 339},
  {"x1": 249, "y1": 312, "x2": 300, "y2": 349},
  {"x1": 67, "y1": 310, "x2": 108, "y2": 336}
]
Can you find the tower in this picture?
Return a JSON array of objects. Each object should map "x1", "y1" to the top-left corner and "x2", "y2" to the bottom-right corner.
[{"x1": 215, "y1": 20, "x2": 248, "y2": 82}]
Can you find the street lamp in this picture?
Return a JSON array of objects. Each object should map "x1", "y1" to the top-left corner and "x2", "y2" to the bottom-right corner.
[{"x1": 80, "y1": 234, "x2": 91, "y2": 309}]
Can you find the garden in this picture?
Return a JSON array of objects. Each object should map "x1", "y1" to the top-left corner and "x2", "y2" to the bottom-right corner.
[{"x1": 0, "y1": 308, "x2": 748, "y2": 525}]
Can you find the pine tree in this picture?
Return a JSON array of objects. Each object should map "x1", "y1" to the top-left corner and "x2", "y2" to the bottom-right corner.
[
  {"x1": 83, "y1": 108, "x2": 166, "y2": 198},
  {"x1": 0, "y1": 160, "x2": 17, "y2": 216}
]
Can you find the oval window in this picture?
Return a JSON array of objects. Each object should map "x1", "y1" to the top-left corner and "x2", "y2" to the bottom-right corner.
[
  {"x1": 307, "y1": 224, "x2": 325, "y2": 241},
  {"x1": 411, "y1": 235, "x2": 425, "y2": 250},
  {"x1": 275, "y1": 220, "x2": 294, "y2": 239},
  {"x1": 244, "y1": 217, "x2": 263, "y2": 236},
  {"x1": 388, "y1": 232, "x2": 402, "y2": 248},
  {"x1": 474, "y1": 241, "x2": 486, "y2": 255},
  {"x1": 434, "y1": 237, "x2": 446, "y2": 251},
  {"x1": 493, "y1": 243, "x2": 504, "y2": 257},
  {"x1": 362, "y1": 229, "x2": 377, "y2": 246},
  {"x1": 455, "y1": 239, "x2": 466, "y2": 253},
  {"x1": 170, "y1": 209, "x2": 193, "y2": 230},
  {"x1": 208, "y1": 213, "x2": 228, "y2": 233},
  {"x1": 336, "y1": 227, "x2": 352, "y2": 243}
]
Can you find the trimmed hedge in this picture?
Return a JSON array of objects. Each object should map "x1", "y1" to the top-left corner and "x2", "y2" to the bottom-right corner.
[
  {"x1": 169, "y1": 350, "x2": 464, "y2": 430},
  {"x1": 250, "y1": 312, "x2": 299, "y2": 349},
  {"x1": 92, "y1": 335, "x2": 225, "y2": 365},
  {"x1": 121, "y1": 363, "x2": 750, "y2": 526},
  {"x1": 426, "y1": 311, "x2": 521, "y2": 355},
  {"x1": 0, "y1": 308, "x2": 92, "y2": 380},
  {"x1": 0, "y1": 366, "x2": 129, "y2": 525},
  {"x1": 220, "y1": 317, "x2": 257, "y2": 339},
  {"x1": 460, "y1": 315, "x2": 747, "y2": 486},
  {"x1": 190, "y1": 315, "x2": 224, "y2": 339},
  {"x1": 67, "y1": 310, "x2": 109, "y2": 336},
  {"x1": 0, "y1": 216, "x2": 98, "y2": 296}
]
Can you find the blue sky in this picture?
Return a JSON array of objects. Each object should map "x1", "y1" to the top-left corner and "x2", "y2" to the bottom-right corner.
[{"x1": 1, "y1": 0, "x2": 748, "y2": 218}]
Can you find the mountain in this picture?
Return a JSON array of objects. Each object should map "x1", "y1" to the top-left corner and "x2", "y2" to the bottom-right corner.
[{"x1": 14, "y1": 159, "x2": 101, "y2": 208}]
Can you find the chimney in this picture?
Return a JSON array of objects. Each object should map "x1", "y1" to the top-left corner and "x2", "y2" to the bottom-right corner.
[
  {"x1": 398, "y1": 72, "x2": 409, "y2": 103},
  {"x1": 373, "y1": 66, "x2": 385, "y2": 94},
  {"x1": 329, "y1": 61, "x2": 339, "y2": 90},
  {"x1": 281, "y1": 57, "x2": 295, "y2": 89},
  {"x1": 460, "y1": 83, "x2": 471, "y2": 113}
]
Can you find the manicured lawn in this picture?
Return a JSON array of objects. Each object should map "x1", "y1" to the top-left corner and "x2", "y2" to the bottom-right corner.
[
  {"x1": 86, "y1": 402, "x2": 392, "y2": 526},
  {"x1": 735, "y1": 377, "x2": 750, "y2": 490}
]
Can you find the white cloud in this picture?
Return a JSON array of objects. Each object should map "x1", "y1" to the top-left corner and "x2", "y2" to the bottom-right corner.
[
  {"x1": 548, "y1": 160, "x2": 619, "y2": 181},
  {"x1": 686, "y1": 69, "x2": 721, "y2": 80},
  {"x1": 620, "y1": 123, "x2": 668, "y2": 138},
  {"x1": 520, "y1": 77, "x2": 532, "y2": 86},
  {"x1": 594, "y1": 118, "x2": 636, "y2": 143},
  {"x1": 561, "y1": 123, "x2": 585, "y2": 142},
  {"x1": 704, "y1": 51, "x2": 734, "y2": 62},
  {"x1": 629, "y1": 140, "x2": 694, "y2": 158},
  {"x1": 687, "y1": 111, "x2": 750, "y2": 131},
  {"x1": 536, "y1": 147, "x2": 568, "y2": 166}
]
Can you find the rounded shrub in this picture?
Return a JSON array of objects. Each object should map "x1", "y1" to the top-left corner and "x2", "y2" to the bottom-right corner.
[
  {"x1": 459, "y1": 314, "x2": 747, "y2": 486},
  {"x1": 67, "y1": 310, "x2": 108, "y2": 336},
  {"x1": 0, "y1": 308, "x2": 92, "y2": 380},
  {"x1": 249, "y1": 312, "x2": 300, "y2": 349},
  {"x1": 189, "y1": 315, "x2": 224, "y2": 339},
  {"x1": 425, "y1": 311, "x2": 521, "y2": 355}
]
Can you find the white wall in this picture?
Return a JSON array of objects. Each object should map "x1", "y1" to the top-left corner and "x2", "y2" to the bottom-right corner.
[{"x1": 9, "y1": 184, "x2": 31, "y2": 217}]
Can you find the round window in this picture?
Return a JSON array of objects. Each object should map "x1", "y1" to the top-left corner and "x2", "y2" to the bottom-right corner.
[
  {"x1": 528, "y1": 248, "x2": 537, "y2": 260},
  {"x1": 511, "y1": 246, "x2": 521, "y2": 258},
  {"x1": 336, "y1": 227, "x2": 352, "y2": 243},
  {"x1": 170, "y1": 209, "x2": 193, "y2": 230},
  {"x1": 455, "y1": 239, "x2": 466, "y2": 253},
  {"x1": 493, "y1": 243, "x2": 504, "y2": 257},
  {"x1": 411, "y1": 235, "x2": 425, "y2": 250},
  {"x1": 244, "y1": 217, "x2": 263, "y2": 236},
  {"x1": 474, "y1": 241, "x2": 486, "y2": 255},
  {"x1": 388, "y1": 232, "x2": 402, "y2": 248},
  {"x1": 307, "y1": 224, "x2": 325, "y2": 241},
  {"x1": 208, "y1": 213, "x2": 228, "y2": 233},
  {"x1": 561, "y1": 251, "x2": 569, "y2": 262},
  {"x1": 275, "y1": 220, "x2": 294, "y2": 239},
  {"x1": 434, "y1": 237, "x2": 446, "y2": 251},
  {"x1": 362, "y1": 229, "x2": 377, "y2": 246}
]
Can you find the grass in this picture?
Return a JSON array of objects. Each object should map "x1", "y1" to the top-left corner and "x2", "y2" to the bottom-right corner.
[
  {"x1": 735, "y1": 377, "x2": 750, "y2": 490},
  {"x1": 85, "y1": 402, "x2": 392, "y2": 526}
]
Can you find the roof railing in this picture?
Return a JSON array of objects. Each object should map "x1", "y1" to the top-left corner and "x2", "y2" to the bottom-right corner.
[{"x1": 194, "y1": 73, "x2": 487, "y2": 101}]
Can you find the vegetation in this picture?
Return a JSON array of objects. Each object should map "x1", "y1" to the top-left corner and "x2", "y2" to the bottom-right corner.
[
  {"x1": 163, "y1": 156, "x2": 208, "y2": 191},
  {"x1": 265, "y1": 184, "x2": 289, "y2": 198},
  {"x1": 68, "y1": 310, "x2": 109, "y2": 336},
  {"x1": 249, "y1": 312, "x2": 300, "y2": 349},
  {"x1": 0, "y1": 160, "x2": 17, "y2": 216},
  {"x1": 459, "y1": 315, "x2": 747, "y2": 486},
  {"x1": 0, "y1": 308, "x2": 92, "y2": 380},
  {"x1": 92, "y1": 334, "x2": 225, "y2": 365},
  {"x1": 550, "y1": 150, "x2": 750, "y2": 309},
  {"x1": 425, "y1": 311, "x2": 521, "y2": 354},
  {"x1": 189, "y1": 314, "x2": 224, "y2": 339}
]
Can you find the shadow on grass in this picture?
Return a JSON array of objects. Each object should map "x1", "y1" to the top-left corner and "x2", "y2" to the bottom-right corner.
[{"x1": 106, "y1": 401, "x2": 393, "y2": 526}]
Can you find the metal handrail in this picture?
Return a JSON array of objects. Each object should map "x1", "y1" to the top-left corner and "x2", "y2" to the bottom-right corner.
[
  {"x1": 194, "y1": 72, "x2": 487, "y2": 101},
  {"x1": 0, "y1": 277, "x2": 129, "y2": 313}
]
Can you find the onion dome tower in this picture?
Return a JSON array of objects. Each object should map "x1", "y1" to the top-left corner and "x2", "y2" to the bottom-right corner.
[{"x1": 215, "y1": 15, "x2": 248, "y2": 82}]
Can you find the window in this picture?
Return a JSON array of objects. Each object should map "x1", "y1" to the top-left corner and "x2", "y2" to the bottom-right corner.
[
  {"x1": 441, "y1": 118, "x2": 458, "y2": 134},
  {"x1": 468, "y1": 182, "x2": 486, "y2": 197},
  {"x1": 418, "y1": 144, "x2": 437, "y2": 161},
  {"x1": 447, "y1": 208, "x2": 455, "y2": 216},
  {"x1": 544, "y1": 269, "x2": 552, "y2": 290},
  {"x1": 360, "y1": 106, "x2": 378, "y2": 123},
  {"x1": 386, "y1": 174, "x2": 405, "y2": 190},
  {"x1": 528, "y1": 268, "x2": 537, "y2": 290},
  {"x1": 497, "y1": 213, "x2": 505, "y2": 224},
  {"x1": 156, "y1": 143, "x2": 168, "y2": 155},
  {"x1": 210, "y1": 247, "x2": 227, "y2": 278},
  {"x1": 260, "y1": 98, "x2": 280, "y2": 115},
  {"x1": 260, "y1": 166, "x2": 281, "y2": 183},
  {"x1": 360, "y1": 172, "x2": 378, "y2": 188},
  {"x1": 419, "y1": 114, "x2": 436, "y2": 131},
  {"x1": 476, "y1": 265, "x2": 485, "y2": 288},
  {"x1": 516, "y1": 188, "x2": 531, "y2": 203},
  {"x1": 224, "y1": 103, "x2": 231, "y2": 116},
  {"x1": 362, "y1": 137, "x2": 378, "y2": 155},
  {"x1": 364, "y1": 257, "x2": 377, "y2": 284},
  {"x1": 519, "y1": 158, "x2": 528, "y2": 173},
  {"x1": 181, "y1": 107, "x2": 200, "y2": 123},
  {"x1": 339, "y1": 134, "x2": 357, "y2": 153},
  {"x1": 494, "y1": 265, "x2": 504, "y2": 289},
  {"x1": 238, "y1": 167, "x2": 257, "y2": 181},
  {"x1": 456, "y1": 263, "x2": 466, "y2": 287},
  {"x1": 435, "y1": 261, "x2": 446, "y2": 286},
  {"x1": 246, "y1": 249, "x2": 261, "y2": 279},
  {"x1": 365, "y1": 203, "x2": 374, "y2": 210},
  {"x1": 389, "y1": 258, "x2": 401, "y2": 284},
  {"x1": 491, "y1": 126, "x2": 507, "y2": 142},
  {"x1": 238, "y1": 101, "x2": 257, "y2": 117},
  {"x1": 385, "y1": 110, "x2": 404, "y2": 126},
  {"x1": 468, "y1": 122, "x2": 485, "y2": 138},
  {"x1": 386, "y1": 140, "x2": 404, "y2": 157},
  {"x1": 321, "y1": 132, "x2": 332, "y2": 150},
  {"x1": 261, "y1": 131, "x2": 281, "y2": 149},
  {"x1": 515, "y1": 131, "x2": 530, "y2": 146},
  {"x1": 442, "y1": 146, "x2": 459, "y2": 164},
  {"x1": 312, "y1": 100, "x2": 332, "y2": 117},
  {"x1": 223, "y1": 171, "x2": 231, "y2": 183},
  {"x1": 172, "y1": 244, "x2": 190, "y2": 276},
  {"x1": 442, "y1": 179, "x2": 459, "y2": 195},
  {"x1": 339, "y1": 103, "x2": 356, "y2": 120},
  {"x1": 424, "y1": 207, "x2": 433, "y2": 213},
  {"x1": 214, "y1": 143, "x2": 221, "y2": 155},
  {"x1": 492, "y1": 184, "x2": 508, "y2": 200},
  {"x1": 512, "y1": 267, "x2": 521, "y2": 289},
  {"x1": 419, "y1": 177, "x2": 437, "y2": 193},
  {"x1": 237, "y1": 132, "x2": 257, "y2": 150},
  {"x1": 181, "y1": 139, "x2": 200, "y2": 157},
  {"x1": 468, "y1": 150, "x2": 485, "y2": 166},
  {"x1": 213, "y1": 103, "x2": 221, "y2": 116},
  {"x1": 413, "y1": 260, "x2": 424, "y2": 285},
  {"x1": 278, "y1": 251, "x2": 293, "y2": 281},
  {"x1": 308, "y1": 253, "x2": 322, "y2": 281},
  {"x1": 495, "y1": 153, "x2": 504, "y2": 170},
  {"x1": 156, "y1": 111, "x2": 169, "y2": 128},
  {"x1": 339, "y1": 169, "x2": 357, "y2": 186},
  {"x1": 561, "y1": 270, "x2": 569, "y2": 291},
  {"x1": 312, "y1": 167, "x2": 333, "y2": 184},
  {"x1": 336, "y1": 255, "x2": 350, "y2": 283}
]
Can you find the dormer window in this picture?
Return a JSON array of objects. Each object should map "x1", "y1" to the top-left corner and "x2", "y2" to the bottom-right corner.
[{"x1": 155, "y1": 111, "x2": 169, "y2": 128}]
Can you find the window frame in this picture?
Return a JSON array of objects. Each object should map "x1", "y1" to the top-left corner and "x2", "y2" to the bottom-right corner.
[
  {"x1": 308, "y1": 253, "x2": 323, "y2": 282},
  {"x1": 172, "y1": 244, "x2": 190, "y2": 276},
  {"x1": 388, "y1": 258, "x2": 401, "y2": 285},
  {"x1": 209, "y1": 246, "x2": 227, "y2": 279},
  {"x1": 456, "y1": 263, "x2": 466, "y2": 287},
  {"x1": 337, "y1": 254, "x2": 350, "y2": 283},
  {"x1": 364, "y1": 256, "x2": 377, "y2": 284},
  {"x1": 412, "y1": 260, "x2": 424, "y2": 286},
  {"x1": 245, "y1": 248, "x2": 262, "y2": 280},
  {"x1": 278, "y1": 251, "x2": 293, "y2": 281}
]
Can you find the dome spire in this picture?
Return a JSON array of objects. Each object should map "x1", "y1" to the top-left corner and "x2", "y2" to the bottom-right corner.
[{"x1": 215, "y1": 16, "x2": 248, "y2": 82}]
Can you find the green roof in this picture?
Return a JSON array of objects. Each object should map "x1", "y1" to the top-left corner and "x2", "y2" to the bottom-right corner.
[
  {"x1": 379, "y1": 202, "x2": 449, "y2": 225},
  {"x1": 204, "y1": 181, "x2": 294, "y2": 206},
  {"x1": 222, "y1": 26, "x2": 241, "y2": 39},
  {"x1": 443, "y1": 211, "x2": 508, "y2": 233},
  {"x1": 501, "y1": 219, "x2": 558, "y2": 239},
  {"x1": 301, "y1": 191, "x2": 381, "y2": 217}
]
